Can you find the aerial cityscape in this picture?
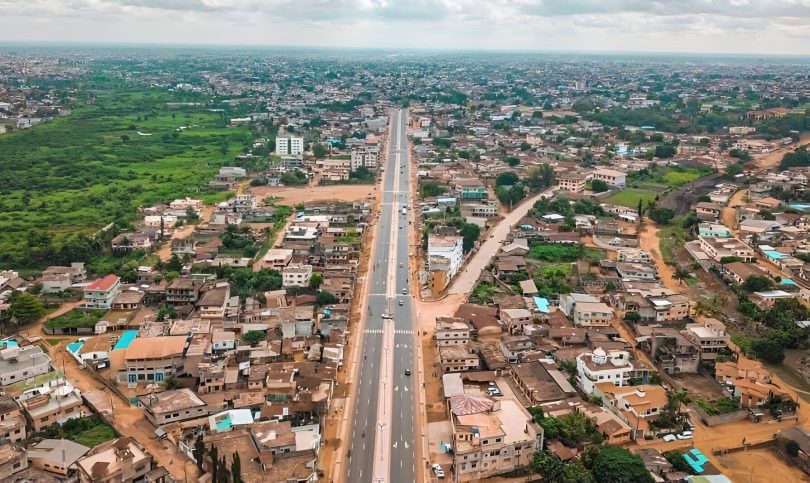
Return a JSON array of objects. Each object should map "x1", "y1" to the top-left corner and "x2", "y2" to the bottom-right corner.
[{"x1": 1, "y1": 2, "x2": 810, "y2": 483}]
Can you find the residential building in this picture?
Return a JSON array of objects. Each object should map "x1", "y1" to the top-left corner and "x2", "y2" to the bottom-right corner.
[
  {"x1": 637, "y1": 294, "x2": 692, "y2": 323},
  {"x1": 165, "y1": 278, "x2": 203, "y2": 305},
  {"x1": 716, "y1": 357, "x2": 795, "y2": 410},
  {"x1": 0, "y1": 441, "x2": 27, "y2": 479},
  {"x1": 592, "y1": 168, "x2": 626, "y2": 187},
  {"x1": 557, "y1": 171, "x2": 587, "y2": 193},
  {"x1": 282, "y1": 264, "x2": 313, "y2": 288},
  {"x1": 121, "y1": 336, "x2": 186, "y2": 384},
  {"x1": 198, "y1": 285, "x2": 230, "y2": 320},
  {"x1": 572, "y1": 302, "x2": 613, "y2": 328},
  {"x1": 684, "y1": 318, "x2": 730, "y2": 361},
  {"x1": 500, "y1": 308, "x2": 533, "y2": 334},
  {"x1": 428, "y1": 235, "x2": 464, "y2": 279},
  {"x1": 699, "y1": 236, "x2": 755, "y2": 263},
  {"x1": 615, "y1": 262, "x2": 658, "y2": 281},
  {"x1": 695, "y1": 202, "x2": 724, "y2": 221},
  {"x1": 0, "y1": 345, "x2": 51, "y2": 386},
  {"x1": 435, "y1": 317, "x2": 471, "y2": 346},
  {"x1": 559, "y1": 293, "x2": 600, "y2": 318},
  {"x1": 698, "y1": 223, "x2": 732, "y2": 238},
  {"x1": 455, "y1": 179, "x2": 487, "y2": 200},
  {"x1": 139, "y1": 389, "x2": 208, "y2": 426},
  {"x1": 76, "y1": 437, "x2": 152, "y2": 483},
  {"x1": 27, "y1": 439, "x2": 89, "y2": 476},
  {"x1": 460, "y1": 202, "x2": 499, "y2": 219},
  {"x1": 450, "y1": 397, "x2": 542, "y2": 481},
  {"x1": 82, "y1": 275, "x2": 122, "y2": 309},
  {"x1": 0, "y1": 395, "x2": 25, "y2": 442},
  {"x1": 616, "y1": 249, "x2": 652, "y2": 264},
  {"x1": 595, "y1": 383, "x2": 668, "y2": 439},
  {"x1": 439, "y1": 346, "x2": 480, "y2": 373},
  {"x1": 275, "y1": 136, "x2": 304, "y2": 156},
  {"x1": 259, "y1": 248, "x2": 294, "y2": 270},
  {"x1": 22, "y1": 388, "x2": 87, "y2": 432},
  {"x1": 576, "y1": 348, "x2": 634, "y2": 394},
  {"x1": 637, "y1": 326, "x2": 700, "y2": 374}
]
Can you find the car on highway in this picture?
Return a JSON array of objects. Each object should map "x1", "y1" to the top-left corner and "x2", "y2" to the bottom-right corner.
[
  {"x1": 402, "y1": 288, "x2": 407, "y2": 294},
  {"x1": 398, "y1": 300, "x2": 404, "y2": 306},
  {"x1": 404, "y1": 369, "x2": 411, "y2": 376},
  {"x1": 431, "y1": 464, "x2": 445, "y2": 478},
  {"x1": 662, "y1": 434, "x2": 676, "y2": 442},
  {"x1": 676, "y1": 431, "x2": 693, "y2": 440}
]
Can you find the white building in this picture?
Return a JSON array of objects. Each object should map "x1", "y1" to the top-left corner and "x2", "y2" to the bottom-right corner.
[
  {"x1": 428, "y1": 236, "x2": 464, "y2": 279},
  {"x1": 576, "y1": 348, "x2": 634, "y2": 395},
  {"x1": 591, "y1": 168, "x2": 626, "y2": 187},
  {"x1": 276, "y1": 136, "x2": 304, "y2": 156},
  {"x1": 0, "y1": 345, "x2": 51, "y2": 386},
  {"x1": 282, "y1": 264, "x2": 313, "y2": 288},
  {"x1": 82, "y1": 275, "x2": 121, "y2": 310}
]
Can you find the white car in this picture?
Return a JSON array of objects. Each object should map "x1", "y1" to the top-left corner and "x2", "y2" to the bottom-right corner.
[
  {"x1": 676, "y1": 431, "x2": 693, "y2": 440},
  {"x1": 662, "y1": 434, "x2": 677, "y2": 442},
  {"x1": 432, "y1": 464, "x2": 445, "y2": 478}
]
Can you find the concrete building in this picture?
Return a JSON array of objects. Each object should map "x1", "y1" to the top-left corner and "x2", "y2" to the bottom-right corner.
[
  {"x1": 0, "y1": 345, "x2": 51, "y2": 386},
  {"x1": 76, "y1": 437, "x2": 152, "y2": 483},
  {"x1": 439, "y1": 346, "x2": 480, "y2": 373},
  {"x1": 451, "y1": 397, "x2": 543, "y2": 480},
  {"x1": 576, "y1": 348, "x2": 634, "y2": 394},
  {"x1": 592, "y1": 168, "x2": 626, "y2": 187},
  {"x1": 0, "y1": 441, "x2": 28, "y2": 479},
  {"x1": 0, "y1": 395, "x2": 25, "y2": 442},
  {"x1": 428, "y1": 235, "x2": 464, "y2": 280},
  {"x1": 684, "y1": 318, "x2": 730, "y2": 361},
  {"x1": 435, "y1": 317, "x2": 471, "y2": 346},
  {"x1": 616, "y1": 249, "x2": 652, "y2": 264},
  {"x1": 82, "y1": 275, "x2": 122, "y2": 309},
  {"x1": 282, "y1": 264, "x2": 313, "y2": 288},
  {"x1": 139, "y1": 389, "x2": 208, "y2": 426},
  {"x1": 27, "y1": 439, "x2": 90, "y2": 476},
  {"x1": 595, "y1": 383, "x2": 668, "y2": 440},
  {"x1": 557, "y1": 171, "x2": 587, "y2": 193},
  {"x1": 455, "y1": 179, "x2": 487, "y2": 200},
  {"x1": 572, "y1": 302, "x2": 613, "y2": 328},
  {"x1": 22, "y1": 388, "x2": 87, "y2": 432},
  {"x1": 121, "y1": 336, "x2": 186, "y2": 384},
  {"x1": 275, "y1": 136, "x2": 304, "y2": 156},
  {"x1": 699, "y1": 236, "x2": 755, "y2": 263}
]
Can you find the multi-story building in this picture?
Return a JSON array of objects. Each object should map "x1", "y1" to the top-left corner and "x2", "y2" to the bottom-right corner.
[
  {"x1": 435, "y1": 318, "x2": 471, "y2": 346},
  {"x1": 121, "y1": 336, "x2": 186, "y2": 384},
  {"x1": 165, "y1": 278, "x2": 203, "y2": 306},
  {"x1": 576, "y1": 348, "x2": 634, "y2": 394},
  {"x1": 451, "y1": 398, "x2": 543, "y2": 480},
  {"x1": 76, "y1": 437, "x2": 152, "y2": 483},
  {"x1": 0, "y1": 395, "x2": 25, "y2": 442},
  {"x1": 684, "y1": 318, "x2": 730, "y2": 361},
  {"x1": 699, "y1": 236, "x2": 755, "y2": 263},
  {"x1": 557, "y1": 171, "x2": 587, "y2": 193},
  {"x1": 455, "y1": 179, "x2": 487, "y2": 200},
  {"x1": 595, "y1": 383, "x2": 668, "y2": 440},
  {"x1": 637, "y1": 327, "x2": 700, "y2": 374},
  {"x1": 275, "y1": 136, "x2": 304, "y2": 156},
  {"x1": 0, "y1": 345, "x2": 51, "y2": 386},
  {"x1": 82, "y1": 274, "x2": 121, "y2": 309},
  {"x1": 350, "y1": 144, "x2": 379, "y2": 170},
  {"x1": 439, "y1": 346, "x2": 480, "y2": 373},
  {"x1": 615, "y1": 262, "x2": 658, "y2": 281},
  {"x1": 139, "y1": 389, "x2": 208, "y2": 426},
  {"x1": 637, "y1": 294, "x2": 692, "y2": 323},
  {"x1": 428, "y1": 235, "x2": 464, "y2": 279},
  {"x1": 197, "y1": 285, "x2": 230, "y2": 320},
  {"x1": 572, "y1": 302, "x2": 613, "y2": 327},
  {"x1": 0, "y1": 441, "x2": 27, "y2": 480},
  {"x1": 460, "y1": 202, "x2": 499, "y2": 218},
  {"x1": 282, "y1": 264, "x2": 313, "y2": 288},
  {"x1": 591, "y1": 168, "x2": 626, "y2": 187},
  {"x1": 22, "y1": 388, "x2": 87, "y2": 432},
  {"x1": 26, "y1": 438, "x2": 88, "y2": 476},
  {"x1": 616, "y1": 249, "x2": 652, "y2": 264}
]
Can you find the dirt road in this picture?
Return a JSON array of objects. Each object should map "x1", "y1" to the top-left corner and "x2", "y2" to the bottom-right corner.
[
  {"x1": 637, "y1": 220, "x2": 680, "y2": 292},
  {"x1": 752, "y1": 133, "x2": 810, "y2": 170},
  {"x1": 156, "y1": 205, "x2": 215, "y2": 262},
  {"x1": 250, "y1": 184, "x2": 375, "y2": 206},
  {"x1": 722, "y1": 188, "x2": 747, "y2": 236}
]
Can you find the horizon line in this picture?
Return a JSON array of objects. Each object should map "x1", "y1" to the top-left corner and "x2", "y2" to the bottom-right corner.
[{"x1": 0, "y1": 40, "x2": 809, "y2": 59}]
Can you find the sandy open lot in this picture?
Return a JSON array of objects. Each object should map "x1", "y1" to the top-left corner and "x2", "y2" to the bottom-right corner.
[
  {"x1": 752, "y1": 133, "x2": 810, "y2": 170},
  {"x1": 716, "y1": 448, "x2": 810, "y2": 482},
  {"x1": 250, "y1": 184, "x2": 376, "y2": 206}
]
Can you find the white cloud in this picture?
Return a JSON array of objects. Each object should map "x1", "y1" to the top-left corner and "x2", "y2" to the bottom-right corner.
[{"x1": 0, "y1": 0, "x2": 808, "y2": 54}]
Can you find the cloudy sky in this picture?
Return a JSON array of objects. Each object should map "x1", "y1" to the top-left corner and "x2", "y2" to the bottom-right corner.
[{"x1": 1, "y1": 0, "x2": 809, "y2": 55}]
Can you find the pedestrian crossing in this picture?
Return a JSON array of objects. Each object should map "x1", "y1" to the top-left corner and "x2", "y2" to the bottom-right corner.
[{"x1": 364, "y1": 328, "x2": 415, "y2": 335}]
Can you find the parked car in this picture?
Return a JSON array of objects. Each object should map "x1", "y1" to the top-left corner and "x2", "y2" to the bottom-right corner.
[
  {"x1": 432, "y1": 464, "x2": 445, "y2": 478},
  {"x1": 676, "y1": 431, "x2": 693, "y2": 440},
  {"x1": 404, "y1": 369, "x2": 411, "y2": 376},
  {"x1": 663, "y1": 434, "x2": 677, "y2": 442},
  {"x1": 487, "y1": 387, "x2": 502, "y2": 397}
]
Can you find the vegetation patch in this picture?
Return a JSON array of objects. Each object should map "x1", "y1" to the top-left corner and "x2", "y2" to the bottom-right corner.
[
  {"x1": 607, "y1": 188, "x2": 659, "y2": 208},
  {"x1": 45, "y1": 309, "x2": 107, "y2": 330},
  {"x1": 695, "y1": 397, "x2": 741, "y2": 415},
  {"x1": 31, "y1": 415, "x2": 117, "y2": 448}
]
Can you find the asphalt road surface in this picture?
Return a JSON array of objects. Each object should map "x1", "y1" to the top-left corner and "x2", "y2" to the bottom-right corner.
[{"x1": 346, "y1": 108, "x2": 416, "y2": 483}]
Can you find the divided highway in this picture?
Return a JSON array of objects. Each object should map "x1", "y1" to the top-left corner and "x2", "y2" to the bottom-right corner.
[{"x1": 345, "y1": 109, "x2": 417, "y2": 483}]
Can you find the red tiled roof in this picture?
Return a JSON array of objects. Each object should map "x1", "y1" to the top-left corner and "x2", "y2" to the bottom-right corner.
[{"x1": 85, "y1": 274, "x2": 119, "y2": 292}]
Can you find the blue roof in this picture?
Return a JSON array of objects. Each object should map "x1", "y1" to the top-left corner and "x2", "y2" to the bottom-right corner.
[
  {"x1": 683, "y1": 448, "x2": 709, "y2": 474},
  {"x1": 0, "y1": 340, "x2": 19, "y2": 349},
  {"x1": 113, "y1": 330, "x2": 138, "y2": 351},
  {"x1": 765, "y1": 250, "x2": 786, "y2": 260},
  {"x1": 67, "y1": 340, "x2": 84, "y2": 354},
  {"x1": 780, "y1": 278, "x2": 797, "y2": 285},
  {"x1": 533, "y1": 297, "x2": 550, "y2": 314}
]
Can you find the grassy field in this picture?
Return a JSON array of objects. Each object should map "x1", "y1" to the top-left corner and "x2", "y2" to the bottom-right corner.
[
  {"x1": 0, "y1": 89, "x2": 253, "y2": 268},
  {"x1": 45, "y1": 309, "x2": 107, "y2": 330},
  {"x1": 607, "y1": 188, "x2": 659, "y2": 208}
]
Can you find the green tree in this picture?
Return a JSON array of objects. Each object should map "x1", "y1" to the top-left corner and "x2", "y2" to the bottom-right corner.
[
  {"x1": 209, "y1": 446, "x2": 219, "y2": 482},
  {"x1": 243, "y1": 330, "x2": 266, "y2": 345},
  {"x1": 592, "y1": 446, "x2": 654, "y2": 483},
  {"x1": 231, "y1": 452, "x2": 242, "y2": 483},
  {"x1": 166, "y1": 253, "x2": 182, "y2": 272},
  {"x1": 648, "y1": 207, "x2": 674, "y2": 225},
  {"x1": 785, "y1": 439, "x2": 800, "y2": 457},
  {"x1": 313, "y1": 143, "x2": 329, "y2": 158},
  {"x1": 624, "y1": 311, "x2": 641, "y2": 324},
  {"x1": 317, "y1": 291, "x2": 339, "y2": 305},
  {"x1": 673, "y1": 267, "x2": 690, "y2": 285},
  {"x1": 505, "y1": 156, "x2": 520, "y2": 167},
  {"x1": 743, "y1": 275, "x2": 773, "y2": 292},
  {"x1": 459, "y1": 223, "x2": 481, "y2": 253},
  {"x1": 496, "y1": 171, "x2": 520, "y2": 186},
  {"x1": 726, "y1": 163, "x2": 743, "y2": 177},
  {"x1": 751, "y1": 335, "x2": 785, "y2": 363},
  {"x1": 663, "y1": 450, "x2": 694, "y2": 474},
  {"x1": 520, "y1": 141, "x2": 532, "y2": 151},
  {"x1": 531, "y1": 451, "x2": 565, "y2": 481},
  {"x1": 7, "y1": 291, "x2": 46, "y2": 325},
  {"x1": 193, "y1": 434, "x2": 206, "y2": 471},
  {"x1": 590, "y1": 179, "x2": 609, "y2": 193},
  {"x1": 309, "y1": 272, "x2": 324, "y2": 289}
]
